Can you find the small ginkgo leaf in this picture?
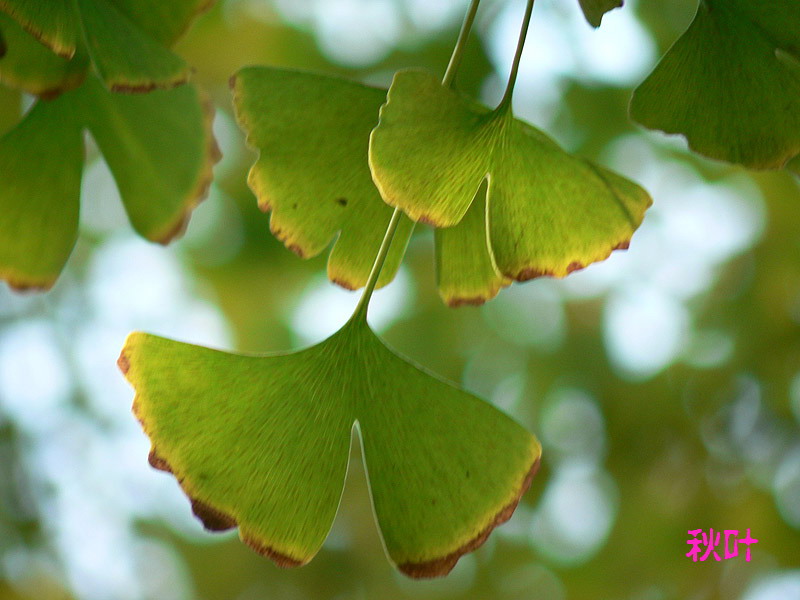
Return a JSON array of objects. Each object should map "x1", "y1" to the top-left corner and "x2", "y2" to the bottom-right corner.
[
  {"x1": 119, "y1": 318, "x2": 540, "y2": 577},
  {"x1": 75, "y1": 0, "x2": 188, "y2": 92},
  {"x1": 0, "y1": 75, "x2": 219, "y2": 291},
  {"x1": 231, "y1": 67, "x2": 414, "y2": 290},
  {"x1": 630, "y1": 0, "x2": 800, "y2": 169},
  {"x1": 578, "y1": 0, "x2": 623, "y2": 27},
  {"x1": 0, "y1": 0, "x2": 79, "y2": 58},
  {"x1": 0, "y1": 11, "x2": 88, "y2": 97},
  {"x1": 370, "y1": 68, "x2": 651, "y2": 283},
  {"x1": 0, "y1": 91, "x2": 82, "y2": 290},
  {"x1": 0, "y1": 0, "x2": 212, "y2": 92}
]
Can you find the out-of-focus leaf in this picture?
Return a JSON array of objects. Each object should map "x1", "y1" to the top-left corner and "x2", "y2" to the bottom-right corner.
[
  {"x1": 0, "y1": 93, "x2": 82, "y2": 290},
  {"x1": 0, "y1": 0, "x2": 213, "y2": 92},
  {"x1": 74, "y1": 0, "x2": 188, "y2": 92},
  {"x1": 0, "y1": 75, "x2": 219, "y2": 290},
  {"x1": 231, "y1": 67, "x2": 413, "y2": 290},
  {"x1": 79, "y1": 76, "x2": 219, "y2": 242},
  {"x1": 370, "y1": 69, "x2": 651, "y2": 292},
  {"x1": 789, "y1": 155, "x2": 799, "y2": 175},
  {"x1": 0, "y1": 0, "x2": 79, "y2": 58},
  {"x1": 119, "y1": 318, "x2": 540, "y2": 577},
  {"x1": 0, "y1": 11, "x2": 87, "y2": 97},
  {"x1": 578, "y1": 0, "x2": 623, "y2": 27},
  {"x1": 630, "y1": 0, "x2": 800, "y2": 169}
]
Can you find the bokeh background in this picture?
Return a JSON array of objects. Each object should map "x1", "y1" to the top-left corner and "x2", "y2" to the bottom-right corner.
[{"x1": 1, "y1": 0, "x2": 799, "y2": 598}]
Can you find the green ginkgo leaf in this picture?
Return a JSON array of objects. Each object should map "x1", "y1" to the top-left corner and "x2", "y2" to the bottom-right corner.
[
  {"x1": 630, "y1": 0, "x2": 800, "y2": 169},
  {"x1": 231, "y1": 67, "x2": 414, "y2": 290},
  {"x1": 119, "y1": 316, "x2": 540, "y2": 577},
  {"x1": 0, "y1": 0, "x2": 78, "y2": 58},
  {"x1": 0, "y1": 11, "x2": 88, "y2": 97},
  {"x1": 0, "y1": 75, "x2": 219, "y2": 290},
  {"x1": 0, "y1": 91, "x2": 82, "y2": 290},
  {"x1": 578, "y1": 0, "x2": 623, "y2": 27},
  {"x1": 370, "y1": 68, "x2": 651, "y2": 286},
  {"x1": 0, "y1": 0, "x2": 213, "y2": 92}
]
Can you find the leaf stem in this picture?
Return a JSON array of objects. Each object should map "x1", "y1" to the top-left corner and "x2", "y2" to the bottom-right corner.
[
  {"x1": 498, "y1": 0, "x2": 535, "y2": 111},
  {"x1": 442, "y1": 0, "x2": 482, "y2": 88},
  {"x1": 351, "y1": 0, "x2": 484, "y2": 323},
  {"x1": 350, "y1": 207, "x2": 403, "y2": 323}
]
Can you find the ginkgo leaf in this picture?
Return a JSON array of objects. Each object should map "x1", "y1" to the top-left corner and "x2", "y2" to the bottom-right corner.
[
  {"x1": 0, "y1": 91, "x2": 83, "y2": 290},
  {"x1": 231, "y1": 67, "x2": 414, "y2": 290},
  {"x1": 789, "y1": 155, "x2": 799, "y2": 176},
  {"x1": 630, "y1": 0, "x2": 800, "y2": 169},
  {"x1": 0, "y1": 0, "x2": 79, "y2": 58},
  {"x1": 0, "y1": 75, "x2": 219, "y2": 291},
  {"x1": 79, "y1": 76, "x2": 219, "y2": 242},
  {"x1": 578, "y1": 0, "x2": 623, "y2": 28},
  {"x1": 0, "y1": 11, "x2": 88, "y2": 97},
  {"x1": 370, "y1": 68, "x2": 651, "y2": 284},
  {"x1": 435, "y1": 184, "x2": 510, "y2": 306},
  {"x1": 0, "y1": 0, "x2": 213, "y2": 92},
  {"x1": 119, "y1": 318, "x2": 540, "y2": 578}
]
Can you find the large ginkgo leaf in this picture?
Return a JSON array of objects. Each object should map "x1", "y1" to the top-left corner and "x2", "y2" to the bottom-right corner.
[
  {"x1": 630, "y1": 0, "x2": 800, "y2": 169},
  {"x1": 0, "y1": 0, "x2": 212, "y2": 92},
  {"x1": 119, "y1": 318, "x2": 540, "y2": 577},
  {"x1": 0, "y1": 75, "x2": 219, "y2": 290},
  {"x1": 231, "y1": 67, "x2": 414, "y2": 290},
  {"x1": 370, "y1": 69, "x2": 651, "y2": 285}
]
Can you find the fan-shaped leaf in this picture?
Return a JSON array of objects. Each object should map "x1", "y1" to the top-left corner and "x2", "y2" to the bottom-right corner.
[
  {"x1": 370, "y1": 68, "x2": 651, "y2": 287},
  {"x1": 579, "y1": 0, "x2": 623, "y2": 28},
  {"x1": 0, "y1": 0, "x2": 212, "y2": 92},
  {"x1": 119, "y1": 319, "x2": 540, "y2": 577},
  {"x1": 231, "y1": 67, "x2": 414, "y2": 290},
  {"x1": 630, "y1": 0, "x2": 800, "y2": 169},
  {"x1": 0, "y1": 75, "x2": 219, "y2": 291}
]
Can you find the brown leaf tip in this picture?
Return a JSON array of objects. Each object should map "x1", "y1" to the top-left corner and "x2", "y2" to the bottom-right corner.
[
  {"x1": 117, "y1": 351, "x2": 131, "y2": 375},
  {"x1": 147, "y1": 448, "x2": 173, "y2": 473},
  {"x1": 330, "y1": 276, "x2": 359, "y2": 291},
  {"x1": 398, "y1": 455, "x2": 541, "y2": 578},
  {"x1": 447, "y1": 295, "x2": 488, "y2": 308},
  {"x1": 514, "y1": 267, "x2": 555, "y2": 282},
  {"x1": 191, "y1": 498, "x2": 237, "y2": 531},
  {"x1": 243, "y1": 535, "x2": 304, "y2": 568}
]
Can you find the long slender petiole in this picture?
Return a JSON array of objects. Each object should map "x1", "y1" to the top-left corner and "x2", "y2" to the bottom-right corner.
[
  {"x1": 498, "y1": 0, "x2": 536, "y2": 111},
  {"x1": 351, "y1": 0, "x2": 483, "y2": 322}
]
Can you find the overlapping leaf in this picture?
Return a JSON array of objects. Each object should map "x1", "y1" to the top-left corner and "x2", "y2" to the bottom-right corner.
[
  {"x1": 0, "y1": 75, "x2": 219, "y2": 290},
  {"x1": 631, "y1": 0, "x2": 800, "y2": 169},
  {"x1": 369, "y1": 69, "x2": 651, "y2": 296},
  {"x1": 0, "y1": 0, "x2": 212, "y2": 93},
  {"x1": 578, "y1": 0, "x2": 623, "y2": 27},
  {"x1": 231, "y1": 67, "x2": 414, "y2": 290},
  {"x1": 0, "y1": 11, "x2": 87, "y2": 97},
  {"x1": 119, "y1": 318, "x2": 540, "y2": 577}
]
